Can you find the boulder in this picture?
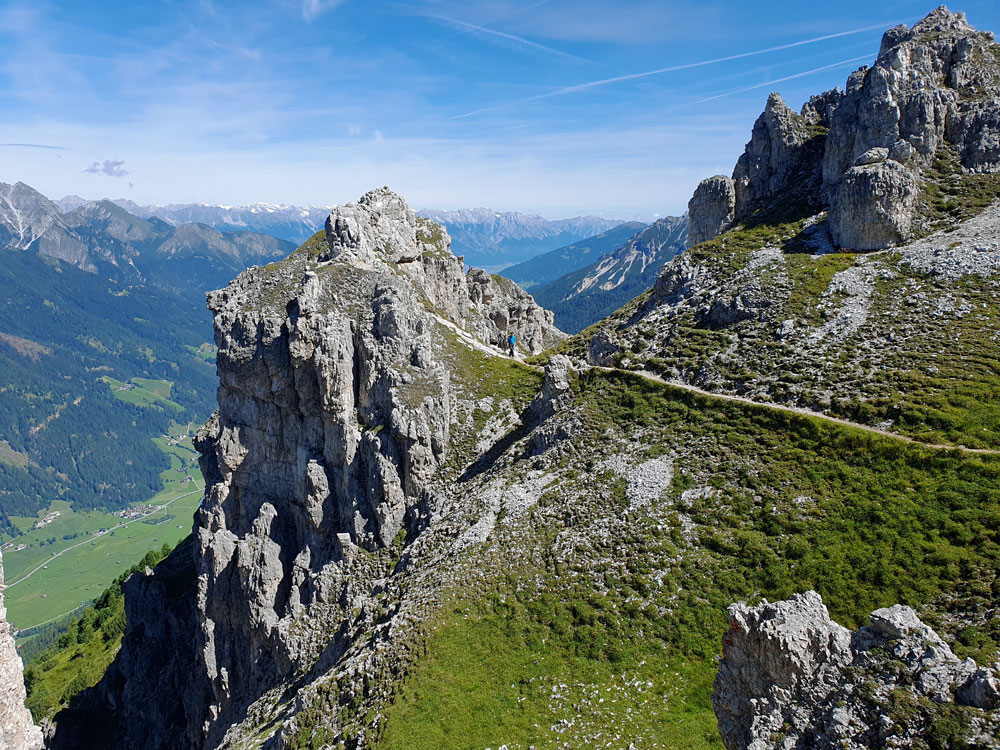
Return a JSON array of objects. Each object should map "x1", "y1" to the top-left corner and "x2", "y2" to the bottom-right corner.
[
  {"x1": 713, "y1": 590, "x2": 1000, "y2": 750},
  {"x1": 829, "y1": 159, "x2": 917, "y2": 250}
]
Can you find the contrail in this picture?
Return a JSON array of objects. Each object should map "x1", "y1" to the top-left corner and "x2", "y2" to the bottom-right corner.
[
  {"x1": 0, "y1": 143, "x2": 68, "y2": 150},
  {"x1": 437, "y1": 0, "x2": 551, "y2": 41},
  {"x1": 675, "y1": 55, "x2": 874, "y2": 109},
  {"x1": 452, "y1": 20, "x2": 897, "y2": 119},
  {"x1": 431, "y1": 14, "x2": 591, "y2": 64}
]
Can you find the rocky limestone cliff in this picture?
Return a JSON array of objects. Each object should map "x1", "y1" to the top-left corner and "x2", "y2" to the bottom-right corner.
[
  {"x1": 50, "y1": 188, "x2": 562, "y2": 750},
  {"x1": 688, "y1": 6, "x2": 1000, "y2": 251},
  {"x1": 0, "y1": 553, "x2": 43, "y2": 750},
  {"x1": 714, "y1": 591, "x2": 1000, "y2": 749}
]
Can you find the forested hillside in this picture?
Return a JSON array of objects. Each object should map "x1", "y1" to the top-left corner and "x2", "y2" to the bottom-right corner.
[{"x1": 0, "y1": 251, "x2": 217, "y2": 534}]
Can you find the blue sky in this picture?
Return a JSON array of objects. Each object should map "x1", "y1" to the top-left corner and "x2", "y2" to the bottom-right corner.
[{"x1": 1, "y1": 1, "x2": 997, "y2": 218}]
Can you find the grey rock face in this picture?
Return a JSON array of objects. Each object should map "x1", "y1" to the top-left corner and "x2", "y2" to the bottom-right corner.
[
  {"x1": 687, "y1": 176, "x2": 736, "y2": 247},
  {"x1": 530, "y1": 354, "x2": 573, "y2": 420},
  {"x1": 684, "y1": 6, "x2": 1000, "y2": 253},
  {"x1": 958, "y1": 667, "x2": 1000, "y2": 710},
  {"x1": 321, "y1": 187, "x2": 561, "y2": 355},
  {"x1": 687, "y1": 94, "x2": 815, "y2": 247},
  {"x1": 57, "y1": 188, "x2": 562, "y2": 750},
  {"x1": 732, "y1": 93, "x2": 812, "y2": 218},
  {"x1": 800, "y1": 88, "x2": 844, "y2": 128},
  {"x1": 829, "y1": 159, "x2": 918, "y2": 250},
  {"x1": 587, "y1": 329, "x2": 620, "y2": 367},
  {"x1": 0, "y1": 552, "x2": 44, "y2": 750},
  {"x1": 323, "y1": 186, "x2": 418, "y2": 266},
  {"x1": 714, "y1": 591, "x2": 1000, "y2": 750}
]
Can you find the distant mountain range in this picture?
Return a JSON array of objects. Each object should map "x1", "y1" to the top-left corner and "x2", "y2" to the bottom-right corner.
[
  {"x1": 3, "y1": 184, "x2": 296, "y2": 294},
  {"x1": 54, "y1": 194, "x2": 630, "y2": 270},
  {"x1": 526, "y1": 215, "x2": 688, "y2": 334},
  {"x1": 57, "y1": 195, "x2": 330, "y2": 248},
  {"x1": 501, "y1": 221, "x2": 647, "y2": 290},
  {"x1": 415, "y1": 208, "x2": 627, "y2": 269}
]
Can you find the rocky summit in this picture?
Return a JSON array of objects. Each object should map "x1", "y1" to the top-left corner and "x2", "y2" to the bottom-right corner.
[
  {"x1": 714, "y1": 591, "x2": 1000, "y2": 749},
  {"x1": 688, "y1": 6, "x2": 1000, "y2": 251}
]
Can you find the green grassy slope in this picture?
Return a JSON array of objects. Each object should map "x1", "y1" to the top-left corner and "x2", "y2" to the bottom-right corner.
[
  {"x1": 374, "y1": 370, "x2": 999, "y2": 750},
  {"x1": 551, "y1": 195, "x2": 1000, "y2": 450},
  {"x1": 23, "y1": 544, "x2": 175, "y2": 720}
]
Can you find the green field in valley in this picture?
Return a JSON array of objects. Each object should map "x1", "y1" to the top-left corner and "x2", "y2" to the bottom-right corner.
[
  {"x1": 99, "y1": 376, "x2": 184, "y2": 412},
  {"x1": 3, "y1": 425, "x2": 204, "y2": 632}
]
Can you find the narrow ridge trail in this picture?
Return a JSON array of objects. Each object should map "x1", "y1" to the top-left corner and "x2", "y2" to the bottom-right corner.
[
  {"x1": 613, "y1": 367, "x2": 1000, "y2": 456},
  {"x1": 507, "y1": 344, "x2": 1000, "y2": 456}
]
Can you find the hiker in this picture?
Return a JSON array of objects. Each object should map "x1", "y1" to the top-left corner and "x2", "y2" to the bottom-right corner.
[{"x1": 507, "y1": 332, "x2": 516, "y2": 358}]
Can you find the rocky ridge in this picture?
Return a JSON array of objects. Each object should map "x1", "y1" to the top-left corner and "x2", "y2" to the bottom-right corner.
[
  {"x1": 49, "y1": 187, "x2": 562, "y2": 749},
  {"x1": 688, "y1": 6, "x2": 1000, "y2": 251},
  {"x1": 575, "y1": 7, "x2": 1000, "y2": 449},
  {"x1": 714, "y1": 591, "x2": 1000, "y2": 749},
  {"x1": 0, "y1": 552, "x2": 43, "y2": 750}
]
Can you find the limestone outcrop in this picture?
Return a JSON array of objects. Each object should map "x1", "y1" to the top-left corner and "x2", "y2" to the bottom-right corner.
[
  {"x1": 0, "y1": 552, "x2": 43, "y2": 750},
  {"x1": 829, "y1": 158, "x2": 918, "y2": 250},
  {"x1": 731, "y1": 93, "x2": 813, "y2": 221},
  {"x1": 48, "y1": 188, "x2": 563, "y2": 750},
  {"x1": 687, "y1": 6, "x2": 1000, "y2": 250},
  {"x1": 714, "y1": 591, "x2": 1000, "y2": 749},
  {"x1": 687, "y1": 176, "x2": 736, "y2": 247}
]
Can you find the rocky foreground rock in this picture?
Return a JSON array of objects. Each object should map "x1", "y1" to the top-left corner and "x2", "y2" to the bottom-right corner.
[
  {"x1": 714, "y1": 591, "x2": 1000, "y2": 749},
  {"x1": 688, "y1": 6, "x2": 1000, "y2": 250},
  {"x1": 0, "y1": 553, "x2": 43, "y2": 750}
]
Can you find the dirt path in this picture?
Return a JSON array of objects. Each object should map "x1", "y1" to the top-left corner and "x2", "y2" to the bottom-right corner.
[
  {"x1": 512, "y1": 351, "x2": 1000, "y2": 456},
  {"x1": 605, "y1": 368, "x2": 1000, "y2": 456}
]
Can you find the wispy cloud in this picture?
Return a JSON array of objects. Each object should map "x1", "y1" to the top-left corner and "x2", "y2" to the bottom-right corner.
[
  {"x1": 1, "y1": 142, "x2": 68, "y2": 150},
  {"x1": 453, "y1": 20, "x2": 895, "y2": 118},
  {"x1": 434, "y1": 0, "x2": 552, "y2": 41},
  {"x1": 429, "y1": 14, "x2": 591, "y2": 63},
  {"x1": 84, "y1": 159, "x2": 129, "y2": 177},
  {"x1": 301, "y1": 0, "x2": 346, "y2": 21}
]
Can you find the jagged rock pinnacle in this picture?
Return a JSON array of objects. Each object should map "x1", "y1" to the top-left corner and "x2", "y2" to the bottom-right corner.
[
  {"x1": 714, "y1": 591, "x2": 1000, "y2": 749},
  {"x1": 687, "y1": 5, "x2": 1000, "y2": 251}
]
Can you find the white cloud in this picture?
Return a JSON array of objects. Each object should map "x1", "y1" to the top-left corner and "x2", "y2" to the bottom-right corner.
[
  {"x1": 301, "y1": 0, "x2": 346, "y2": 21},
  {"x1": 84, "y1": 159, "x2": 129, "y2": 177}
]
